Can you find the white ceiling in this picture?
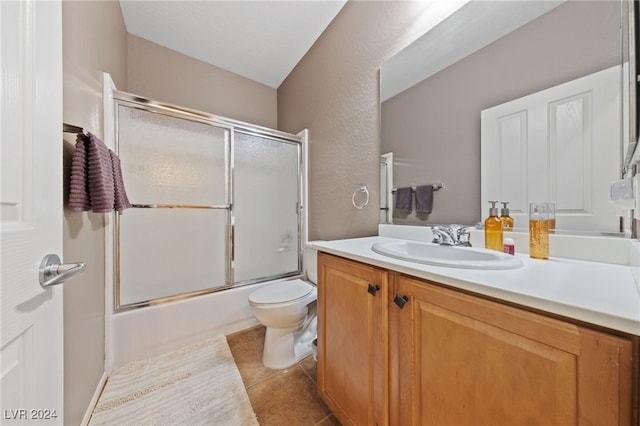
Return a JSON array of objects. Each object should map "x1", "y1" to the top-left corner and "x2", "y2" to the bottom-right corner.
[
  {"x1": 119, "y1": 0, "x2": 347, "y2": 89},
  {"x1": 381, "y1": 0, "x2": 565, "y2": 102}
]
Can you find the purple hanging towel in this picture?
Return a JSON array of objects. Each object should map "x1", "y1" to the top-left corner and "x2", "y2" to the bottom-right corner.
[
  {"x1": 68, "y1": 134, "x2": 91, "y2": 211},
  {"x1": 68, "y1": 132, "x2": 131, "y2": 213},
  {"x1": 110, "y1": 150, "x2": 131, "y2": 211}
]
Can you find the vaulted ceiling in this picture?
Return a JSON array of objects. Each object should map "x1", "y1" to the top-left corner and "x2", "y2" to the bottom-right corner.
[{"x1": 119, "y1": 1, "x2": 348, "y2": 89}]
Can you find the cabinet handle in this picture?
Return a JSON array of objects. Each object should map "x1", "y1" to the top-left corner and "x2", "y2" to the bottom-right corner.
[
  {"x1": 367, "y1": 283, "x2": 380, "y2": 296},
  {"x1": 394, "y1": 294, "x2": 409, "y2": 309}
]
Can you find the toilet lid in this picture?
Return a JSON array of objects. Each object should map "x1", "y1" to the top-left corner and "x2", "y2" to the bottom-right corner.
[{"x1": 249, "y1": 279, "x2": 313, "y2": 304}]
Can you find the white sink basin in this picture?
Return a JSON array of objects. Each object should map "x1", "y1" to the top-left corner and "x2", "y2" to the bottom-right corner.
[{"x1": 371, "y1": 241, "x2": 523, "y2": 270}]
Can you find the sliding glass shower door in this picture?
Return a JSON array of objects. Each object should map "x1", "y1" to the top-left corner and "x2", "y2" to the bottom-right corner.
[
  {"x1": 113, "y1": 93, "x2": 303, "y2": 310},
  {"x1": 116, "y1": 105, "x2": 231, "y2": 307},
  {"x1": 233, "y1": 131, "x2": 301, "y2": 283}
]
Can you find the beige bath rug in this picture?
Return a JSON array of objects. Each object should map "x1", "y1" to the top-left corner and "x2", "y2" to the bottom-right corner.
[{"x1": 89, "y1": 336, "x2": 259, "y2": 426}]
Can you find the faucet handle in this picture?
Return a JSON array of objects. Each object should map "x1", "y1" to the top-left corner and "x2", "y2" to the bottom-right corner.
[
  {"x1": 457, "y1": 226, "x2": 475, "y2": 247},
  {"x1": 431, "y1": 227, "x2": 455, "y2": 245},
  {"x1": 431, "y1": 229, "x2": 444, "y2": 244}
]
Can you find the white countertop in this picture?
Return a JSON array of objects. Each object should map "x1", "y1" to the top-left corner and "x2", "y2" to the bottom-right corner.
[{"x1": 311, "y1": 236, "x2": 640, "y2": 336}]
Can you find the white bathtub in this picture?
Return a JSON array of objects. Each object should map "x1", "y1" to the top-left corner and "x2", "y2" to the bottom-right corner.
[{"x1": 107, "y1": 280, "x2": 281, "y2": 371}]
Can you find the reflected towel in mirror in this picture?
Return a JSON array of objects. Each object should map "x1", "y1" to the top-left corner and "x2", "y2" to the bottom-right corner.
[
  {"x1": 415, "y1": 185, "x2": 433, "y2": 213},
  {"x1": 395, "y1": 187, "x2": 412, "y2": 212}
]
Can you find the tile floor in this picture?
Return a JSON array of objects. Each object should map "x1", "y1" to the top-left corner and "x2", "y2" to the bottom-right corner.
[{"x1": 227, "y1": 326, "x2": 341, "y2": 426}]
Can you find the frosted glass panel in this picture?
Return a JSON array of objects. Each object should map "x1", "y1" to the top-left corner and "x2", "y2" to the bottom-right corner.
[
  {"x1": 117, "y1": 105, "x2": 228, "y2": 205},
  {"x1": 234, "y1": 133, "x2": 300, "y2": 282},
  {"x1": 113, "y1": 97, "x2": 304, "y2": 309},
  {"x1": 119, "y1": 208, "x2": 227, "y2": 306}
]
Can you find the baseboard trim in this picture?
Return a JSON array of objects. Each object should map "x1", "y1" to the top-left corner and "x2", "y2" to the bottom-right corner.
[{"x1": 80, "y1": 371, "x2": 108, "y2": 426}]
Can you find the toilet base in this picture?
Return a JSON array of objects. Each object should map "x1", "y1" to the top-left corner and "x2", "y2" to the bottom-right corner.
[{"x1": 262, "y1": 315, "x2": 317, "y2": 370}]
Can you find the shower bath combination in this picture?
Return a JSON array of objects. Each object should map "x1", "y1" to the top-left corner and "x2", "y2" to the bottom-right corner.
[
  {"x1": 113, "y1": 91, "x2": 306, "y2": 310},
  {"x1": 103, "y1": 74, "x2": 308, "y2": 369}
]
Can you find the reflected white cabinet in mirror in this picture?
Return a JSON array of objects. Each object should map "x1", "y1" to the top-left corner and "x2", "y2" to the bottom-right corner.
[
  {"x1": 481, "y1": 65, "x2": 622, "y2": 233},
  {"x1": 380, "y1": 0, "x2": 632, "y2": 237}
]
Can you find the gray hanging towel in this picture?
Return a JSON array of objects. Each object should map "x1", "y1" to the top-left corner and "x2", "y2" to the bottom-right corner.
[
  {"x1": 415, "y1": 185, "x2": 434, "y2": 213},
  {"x1": 395, "y1": 187, "x2": 413, "y2": 212}
]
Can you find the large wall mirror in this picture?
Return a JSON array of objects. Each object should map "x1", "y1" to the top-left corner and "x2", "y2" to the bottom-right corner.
[{"x1": 381, "y1": 0, "x2": 637, "y2": 237}]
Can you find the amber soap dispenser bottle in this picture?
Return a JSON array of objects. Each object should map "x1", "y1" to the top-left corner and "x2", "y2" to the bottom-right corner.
[
  {"x1": 500, "y1": 202, "x2": 514, "y2": 231},
  {"x1": 485, "y1": 201, "x2": 504, "y2": 251}
]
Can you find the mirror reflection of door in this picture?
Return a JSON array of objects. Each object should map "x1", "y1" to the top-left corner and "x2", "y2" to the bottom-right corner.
[
  {"x1": 380, "y1": 152, "x2": 393, "y2": 223},
  {"x1": 481, "y1": 65, "x2": 621, "y2": 233}
]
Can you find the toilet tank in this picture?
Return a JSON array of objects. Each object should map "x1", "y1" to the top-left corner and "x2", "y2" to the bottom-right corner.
[{"x1": 304, "y1": 242, "x2": 322, "y2": 284}]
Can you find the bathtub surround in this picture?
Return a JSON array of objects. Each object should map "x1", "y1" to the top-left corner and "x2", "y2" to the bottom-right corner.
[
  {"x1": 103, "y1": 81, "x2": 307, "y2": 374},
  {"x1": 88, "y1": 335, "x2": 257, "y2": 425}
]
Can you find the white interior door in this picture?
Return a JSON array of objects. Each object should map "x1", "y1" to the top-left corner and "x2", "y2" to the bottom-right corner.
[
  {"x1": 481, "y1": 65, "x2": 622, "y2": 233},
  {"x1": 1, "y1": 1, "x2": 64, "y2": 423}
]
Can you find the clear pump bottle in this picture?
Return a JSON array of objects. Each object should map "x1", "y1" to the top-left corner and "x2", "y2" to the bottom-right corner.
[
  {"x1": 484, "y1": 201, "x2": 503, "y2": 251},
  {"x1": 500, "y1": 202, "x2": 514, "y2": 231}
]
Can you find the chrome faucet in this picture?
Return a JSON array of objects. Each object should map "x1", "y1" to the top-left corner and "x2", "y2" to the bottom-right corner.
[
  {"x1": 431, "y1": 226, "x2": 456, "y2": 246},
  {"x1": 431, "y1": 225, "x2": 474, "y2": 247}
]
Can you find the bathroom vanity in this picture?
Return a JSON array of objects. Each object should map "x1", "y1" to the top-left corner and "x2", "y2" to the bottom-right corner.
[{"x1": 314, "y1": 237, "x2": 640, "y2": 426}]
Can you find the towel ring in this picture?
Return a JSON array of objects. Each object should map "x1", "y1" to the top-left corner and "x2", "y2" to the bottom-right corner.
[{"x1": 352, "y1": 185, "x2": 370, "y2": 209}]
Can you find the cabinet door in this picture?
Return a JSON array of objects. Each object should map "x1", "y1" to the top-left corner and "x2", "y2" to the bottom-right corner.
[
  {"x1": 391, "y1": 274, "x2": 633, "y2": 426},
  {"x1": 318, "y1": 253, "x2": 388, "y2": 426}
]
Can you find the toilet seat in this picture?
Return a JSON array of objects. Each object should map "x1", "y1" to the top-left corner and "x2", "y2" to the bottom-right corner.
[{"x1": 249, "y1": 279, "x2": 313, "y2": 305}]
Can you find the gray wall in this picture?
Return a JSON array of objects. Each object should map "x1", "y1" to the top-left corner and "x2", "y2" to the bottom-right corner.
[
  {"x1": 62, "y1": 2, "x2": 127, "y2": 424},
  {"x1": 127, "y1": 34, "x2": 277, "y2": 129},
  {"x1": 278, "y1": 1, "x2": 441, "y2": 241},
  {"x1": 381, "y1": 1, "x2": 621, "y2": 226}
]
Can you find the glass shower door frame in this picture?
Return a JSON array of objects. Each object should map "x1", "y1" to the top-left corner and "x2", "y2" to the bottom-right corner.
[
  {"x1": 112, "y1": 91, "x2": 304, "y2": 312},
  {"x1": 113, "y1": 97, "x2": 233, "y2": 311},
  {"x1": 230, "y1": 128, "x2": 304, "y2": 287}
]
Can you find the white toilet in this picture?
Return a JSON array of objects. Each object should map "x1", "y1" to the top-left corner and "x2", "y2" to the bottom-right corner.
[{"x1": 248, "y1": 244, "x2": 319, "y2": 370}]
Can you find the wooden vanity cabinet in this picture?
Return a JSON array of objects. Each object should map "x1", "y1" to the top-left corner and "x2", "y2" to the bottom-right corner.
[
  {"x1": 391, "y1": 273, "x2": 635, "y2": 426},
  {"x1": 317, "y1": 252, "x2": 389, "y2": 426},
  {"x1": 318, "y1": 253, "x2": 636, "y2": 425}
]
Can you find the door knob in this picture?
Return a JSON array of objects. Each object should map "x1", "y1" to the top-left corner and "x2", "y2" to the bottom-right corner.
[{"x1": 39, "y1": 254, "x2": 86, "y2": 288}]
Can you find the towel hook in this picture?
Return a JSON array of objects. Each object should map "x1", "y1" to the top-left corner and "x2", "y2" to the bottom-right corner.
[{"x1": 352, "y1": 185, "x2": 370, "y2": 210}]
